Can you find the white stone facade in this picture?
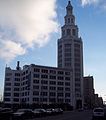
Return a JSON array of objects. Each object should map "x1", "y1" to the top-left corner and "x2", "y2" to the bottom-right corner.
[
  {"x1": 4, "y1": 63, "x2": 76, "y2": 107},
  {"x1": 58, "y1": 1, "x2": 83, "y2": 108}
]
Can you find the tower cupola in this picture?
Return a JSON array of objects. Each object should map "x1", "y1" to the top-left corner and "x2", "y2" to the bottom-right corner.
[{"x1": 66, "y1": 1, "x2": 73, "y2": 15}]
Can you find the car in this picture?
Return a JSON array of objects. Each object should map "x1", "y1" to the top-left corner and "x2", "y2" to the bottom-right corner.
[
  {"x1": 54, "y1": 108, "x2": 63, "y2": 114},
  {"x1": 46, "y1": 108, "x2": 56, "y2": 115},
  {"x1": 13, "y1": 109, "x2": 34, "y2": 120},
  {"x1": 92, "y1": 107, "x2": 104, "y2": 120},
  {"x1": 0, "y1": 108, "x2": 13, "y2": 119},
  {"x1": 33, "y1": 108, "x2": 46, "y2": 117},
  {"x1": 78, "y1": 108, "x2": 84, "y2": 112}
]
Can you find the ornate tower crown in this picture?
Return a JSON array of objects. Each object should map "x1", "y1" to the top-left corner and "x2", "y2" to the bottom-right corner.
[{"x1": 66, "y1": 1, "x2": 73, "y2": 15}]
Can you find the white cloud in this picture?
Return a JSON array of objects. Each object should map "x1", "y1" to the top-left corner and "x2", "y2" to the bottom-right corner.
[
  {"x1": 0, "y1": 40, "x2": 26, "y2": 62},
  {"x1": 81, "y1": 0, "x2": 106, "y2": 11},
  {"x1": 81, "y1": 0, "x2": 99, "y2": 6},
  {"x1": 0, "y1": 0, "x2": 58, "y2": 62}
]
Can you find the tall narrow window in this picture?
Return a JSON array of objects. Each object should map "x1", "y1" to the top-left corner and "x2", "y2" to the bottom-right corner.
[
  {"x1": 67, "y1": 29, "x2": 71, "y2": 35},
  {"x1": 72, "y1": 29, "x2": 76, "y2": 36},
  {"x1": 68, "y1": 18, "x2": 70, "y2": 23}
]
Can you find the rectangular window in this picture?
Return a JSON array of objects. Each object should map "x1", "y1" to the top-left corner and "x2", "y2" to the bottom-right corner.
[
  {"x1": 49, "y1": 86, "x2": 56, "y2": 90},
  {"x1": 33, "y1": 91, "x2": 39, "y2": 96},
  {"x1": 41, "y1": 80, "x2": 48, "y2": 84},
  {"x1": 65, "y1": 82, "x2": 70, "y2": 86},
  {"x1": 41, "y1": 75, "x2": 48, "y2": 79},
  {"x1": 14, "y1": 93, "x2": 19, "y2": 97},
  {"x1": 58, "y1": 87, "x2": 63, "y2": 91},
  {"x1": 34, "y1": 68, "x2": 40, "y2": 72},
  {"x1": 15, "y1": 73, "x2": 20, "y2": 76},
  {"x1": 72, "y1": 29, "x2": 76, "y2": 36},
  {"x1": 58, "y1": 76, "x2": 64, "y2": 80},
  {"x1": 41, "y1": 86, "x2": 48, "y2": 90},
  {"x1": 49, "y1": 75, "x2": 56, "y2": 79},
  {"x1": 50, "y1": 81, "x2": 56, "y2": 85},
  {"x1": 14, "y1": 83, "x2": 20, "y2": 86},
  {"x1": 58, "y1": 82, "x2": 64, "y2": 85},
  {"x1": 49, "y1": 92, "x2": 56, "y2": 96},
  {"x1": 33, "y1": 74, "x2": 40, "y2": 78},
  {"x1": 33, "y1": 79, "x2": 39, "y2": 84},
  {"x1": 50, "y1": 70, "x2": 56, "y2": 74},
  {"x1": 42, "y1": 69, "x2": 48, "y2": 73}
]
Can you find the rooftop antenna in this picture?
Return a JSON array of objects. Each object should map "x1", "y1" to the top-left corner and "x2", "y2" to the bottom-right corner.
[{"x1": 16, "y1": 61, "x2": 20, "y2": 70}]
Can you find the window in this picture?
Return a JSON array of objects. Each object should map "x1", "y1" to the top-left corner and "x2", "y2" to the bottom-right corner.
[
  {"x1": 58, "y1": 71, "x2": 64, "y2": 75},
  {"x1": 33, "y1": 98, "x2": 39, "y2": 102},
  {"x1": 58, "y1": 93, "x2": 63, "y2": 97},
  {"x1": 49, "y1": 75, "x2": 56, "y2": 79},
  {"x1": 33, "y1": 79, "x2": 39, "y2": 84},
  {"x1": 33, "y1": 91, "x2": 39, "y2": 96},
  {"x1": 5, "y1": 88, "x2": 11, "y2": 91},
  {"x1": 5, "y1": 83, "x2": 11, "y2": 86},
  {"x1": 58, "y1": 87, "x2": 63, "y2": 91},
  {"x1": 15, "y1": 73, "x2": 20, "y2": 76},
  {"x1": 65, "y1": 87, "x2": 70, "y2": 91},
  {"x1": 50, "y1": 81, "x2": 56, "y2": 85},
  {"x1": 6, "y1": 73, "x2": 12, "y2": 76},
  {"x1": 65, "y1": 93, "x2": 70, "y2": 97},
  {"x1": 41, "y1": 80, "x2": 48, "y2": 84},
  {"x1": 14, "y1": 83, "x2": 20, "y2": 86},
  {"x1": 14, "y1": 93, "x2": 19, "y2": 97},
  {"x1": 50, "y1": 92, "x2": 56, "y2": 96},
  {"x1": 65, "y1": 77, "x2": 70, "y2": 81},
  {"x1": 71, "y1": 18, "x2": 74, "y2": 23},
  {"x1": 72, "y1": 29, "x2": 76, "y2": 36},
  {"x1": 41, "y1": 86, "x2": 48, "y2": 90},
  {"x1": 4, "y1": 92, "x2": 11, "y2": 96},
  {"x1": 33, "y1": 74, "x2": 40, "y2": 78},
  {"x1": 58, "y1": 76, "x2": 64, "y2": 80},
  {"x1": 15, "y1": 78, "x2": 20, "y2": 81},
  {"x1": 33, "y1": 85, "x2": 39, "y2": 89},
  {"x1": 41, "y1": 75, "x2": 48, "y2": 79},
  {"x1": 34, "y1": 68, "x2": 40, "y2": 72},
  {"x1": 65, "y1": 72, "x2": 70, "y2": 75},
  {"x1": 67, "y1": 29, "x2": 71, "y2": 35},
  {"x1": 50, "y1": 86, "x2": 56, "y2": 90},
  {"x1": 62, "y1": 30, "x2": 65, "y2": 36},
  {"x1": 50, "y1": 70, "x2": 56, "y2": 74},
  {"x1": 42, "y1": 69, "x2": 48, "y2": 73},
  {"x1": 4, "y1": 98, "x2": 10, "y2": 101},
  {"x1": 65, "y1": 99, "x2": 70, "y2": 102},
  {"x1": 5, "y1": 78, "x2": 10, "y2": 81},
  {"x1": 14, "y1": 98, "x2": 19, "y2": 102},
  {"x1": 65, "y1": 82, "x2": 70, "y2": 86},
  {"x1": 68, "y1": 18, "x2": 70, "y2": 23},
  {"x1": 14, "y1": 88, "x2": 19, "y2": 91},
  {"x1": 58, "y1": 82, "x2": 64, "y2": 85},
  {"x1": 41, "y1": 92, "x2": 47, "y2": 96}
]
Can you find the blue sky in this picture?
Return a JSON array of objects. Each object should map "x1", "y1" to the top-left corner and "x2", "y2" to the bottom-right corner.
[{"x1": 0, "y1": 0, "x2": 106, "y2": 101}]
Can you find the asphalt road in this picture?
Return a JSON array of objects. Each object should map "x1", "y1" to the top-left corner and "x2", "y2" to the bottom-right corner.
[{"x1": 31, "y1": 110, "x2": 93, "y2": 120}]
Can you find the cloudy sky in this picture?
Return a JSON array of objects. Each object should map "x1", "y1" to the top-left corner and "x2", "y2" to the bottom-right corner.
[{"x1": 0, "y1": 0, "x2": 106, "y2": 100}]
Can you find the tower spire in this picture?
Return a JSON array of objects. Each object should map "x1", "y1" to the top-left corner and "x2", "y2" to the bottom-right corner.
[{"x1": 66, "y1": 1, "x2": 73, "y2": 15}]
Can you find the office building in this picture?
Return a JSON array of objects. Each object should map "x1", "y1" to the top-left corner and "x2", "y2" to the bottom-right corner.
[
  {"x1": 58, "y1": 1, "x2": 83, "y2": 108},
  {"x1": 3, "y1": 1, "x2": 84, "y2": 109}
]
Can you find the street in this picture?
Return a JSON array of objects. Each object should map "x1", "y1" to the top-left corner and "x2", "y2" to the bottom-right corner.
[{"x1": 31, "y1": 110, "x2": 93, "y2": 120}]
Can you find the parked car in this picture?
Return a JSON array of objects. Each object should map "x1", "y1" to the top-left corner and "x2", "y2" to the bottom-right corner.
[
  {"x1": 92, "y1": 107, "x2": 104, "y2": 120},
  {"x1": 13, "y1": 109, "x2": 34, "y2": 120},
  {"x1": 46, "y1": 108, "x2": 53, "y2": 115},
  {"x1": 54, "y1": 108, "x2": 63, "y2": 114},
  {"x1": 46, "y1": 108, "x2": 56, "y2": 115},
  {"x1": 0, "y1": 108, "x2": 13, "y2": 119},
  {"x1": 33, "y1": 108, "x2": 46, "y2": 117}
]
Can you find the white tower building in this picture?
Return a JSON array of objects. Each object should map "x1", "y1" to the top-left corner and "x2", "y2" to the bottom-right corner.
[{"x1": 58, "y1": 1, "x2": 83, "y2": 108}]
